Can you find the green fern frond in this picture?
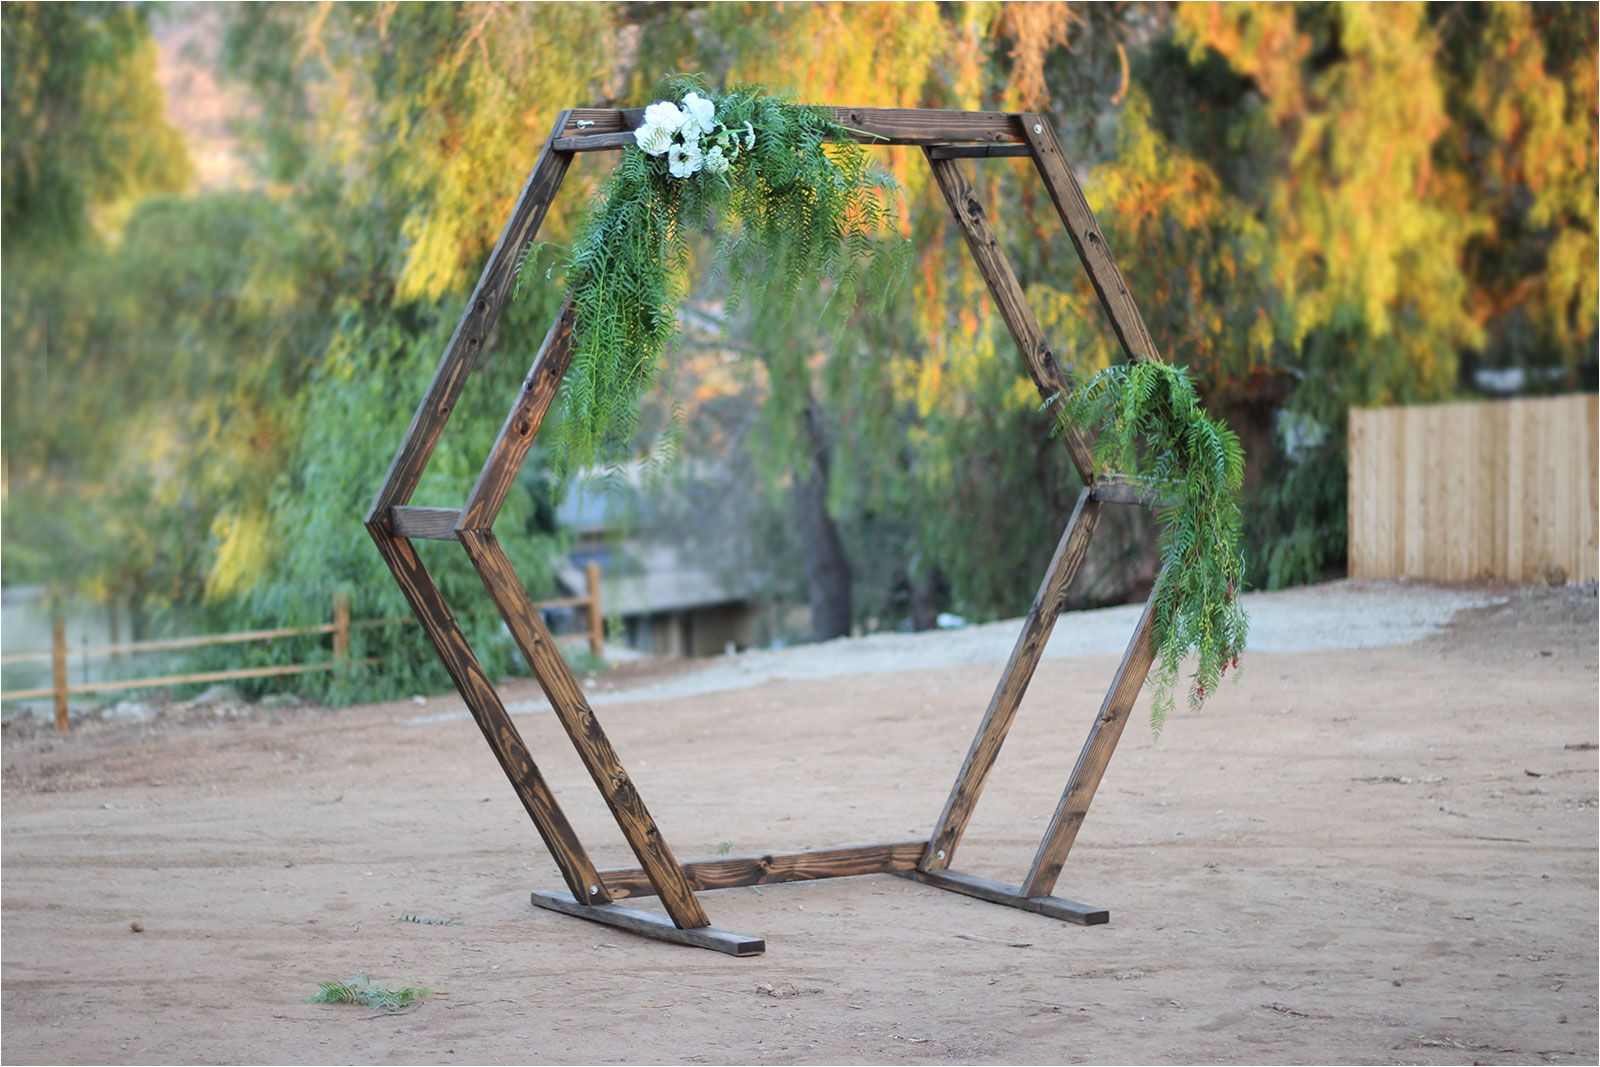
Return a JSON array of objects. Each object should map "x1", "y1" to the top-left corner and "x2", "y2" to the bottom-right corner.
[
  {"x1": 1061, "y1": 361, "x2": 1249, "y2": 731},
  {"x1": 536, "y1": 80, "x2": 909, "y2": 471}
]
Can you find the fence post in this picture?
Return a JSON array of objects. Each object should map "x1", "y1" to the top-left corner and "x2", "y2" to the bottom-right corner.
[
  {"x1": 332, "y1": 592, "x2": 350, "y2": 663},
  {"x1": 51, "y1": 614, "x2": 69, "y2": 733},
  {"x1": 585, "y1": 562, "x2": 604, "y2": 659}
]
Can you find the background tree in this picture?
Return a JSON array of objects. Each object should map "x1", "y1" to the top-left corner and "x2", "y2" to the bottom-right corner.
[{"x1": 2, "y1": 2, "x2": 1593, "y2": 699}]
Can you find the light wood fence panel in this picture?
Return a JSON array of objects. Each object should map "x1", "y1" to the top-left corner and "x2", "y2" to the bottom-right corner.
[{"x1": 1348, "y1": 394, "x2": 1598, "y2": 582}]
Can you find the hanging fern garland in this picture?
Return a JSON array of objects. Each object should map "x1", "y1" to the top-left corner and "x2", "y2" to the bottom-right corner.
[
  {"x1": 1064, "y1": 361, "x2": 1249, "y2": 733},
  {"x1": 547, "y1": 78, "x2": 909, "y2": 467}
]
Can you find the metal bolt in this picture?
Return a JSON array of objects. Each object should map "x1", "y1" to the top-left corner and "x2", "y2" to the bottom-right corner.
[
  {"x1": 1032, "y1": 123, "x2": 1043, "y2": 134},
  {"x1": 590, "y1": 884, "x2": 600, "y2": 896},
  {"x1": 936, "y1": 849, "x2": 946, "y2": 860}
]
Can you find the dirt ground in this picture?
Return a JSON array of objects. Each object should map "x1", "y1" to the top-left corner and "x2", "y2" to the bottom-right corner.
[{"x1": 3, "y1": 583, "x2": 1596, "y2": 1065}]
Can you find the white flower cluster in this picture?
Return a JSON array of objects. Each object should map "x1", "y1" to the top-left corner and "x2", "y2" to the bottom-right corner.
[{"x1": 634, "y1": 91, "x2": 756, "y2": 179}]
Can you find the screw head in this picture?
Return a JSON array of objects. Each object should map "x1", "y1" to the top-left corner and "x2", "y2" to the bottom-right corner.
[
  {"x1": 1032, "y1": 123, "x2": 1043, "y2": 134},
  {"x1": 936, "y1": 849, "x2": 946, "y2": 860},
  {"x1": 590, "y1": 884, "x2": 600, "y2": 896}
]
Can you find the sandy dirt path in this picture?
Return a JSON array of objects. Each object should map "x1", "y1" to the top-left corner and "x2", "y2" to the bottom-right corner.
[{"x1": 2, "y1": 583, "x2": 1595, "y2": 1064}]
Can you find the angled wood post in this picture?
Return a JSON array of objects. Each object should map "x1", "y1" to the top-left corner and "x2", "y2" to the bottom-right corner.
[
  {"x1": 457, "y1": 295, "x2": 576, "y2": 531},
  {"x1": 919, "y1": 489, "x2": 1101, "y2": 871},
  {"x1": 1022, "y1": 590, "x2": 1160, "y2": 898},
  {"x1": 1019, "y1": 114, "x2": 1163, "y2": 365},
  {"x1": 923, "y1": 149, "x2": 1096, "y2": 481},
  {"x1": 366, "y1": 113, "x2": 575, "y2": 524},
  {"x1": 458, "y1": 528, "x2": 710, "y2": 930},
  {"x1": 367, "y1": 527, "x2": 610, "y2": 906}
]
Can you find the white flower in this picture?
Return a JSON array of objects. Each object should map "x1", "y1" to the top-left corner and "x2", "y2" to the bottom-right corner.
[
  {"x1": 667, "y1": 140, "x2": 703, "y2": 178},
  {"x1": 642, "y1": 100, "x2": 688, "y2": 134},
  {"x1": 634, "y1": 122, "x2": 673, "y2": 156},
  {"x1": 742, "y1": 120, "x2": 756, "y2": 149},
  {"x1": 681, "y1": 91, "x2": 718, "y2": 137},
  {"x1": 703, "y1": 145, "x2": 730, "y2": 176}
]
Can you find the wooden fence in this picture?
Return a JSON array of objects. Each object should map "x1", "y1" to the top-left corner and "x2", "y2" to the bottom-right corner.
[
  {"x1": 1347, "y1": 394, "x2": 1598, "y2": 583},
  {"x1": 0, "y1": 562, "x2": 604, "y2": 732}
]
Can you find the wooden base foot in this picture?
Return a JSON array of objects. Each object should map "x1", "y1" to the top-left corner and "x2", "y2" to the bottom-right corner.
[
  {"x1": 897, "y1": 868, "x2": 1108, "y2": 925},
  {"x1": 530, "y1": 890, "x2": 766, "y2": 956}
]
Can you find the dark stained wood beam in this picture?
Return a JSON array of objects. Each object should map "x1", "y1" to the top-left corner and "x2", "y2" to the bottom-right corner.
[
  {"x1": 531, "y1": 890, "x2": 764, "y2": 956},
  {"x1": 459, "y1": 529, "x2": 711, "y2": 930},
  {"x1": 366, "y1": 525, "x2": 609, "y2": 906},
  {"x1": 1021, "y1": 592, "x2": 1159, "y2": 899},
  {"x1": 897, "y1": 868, "x2": 1107, "y2": 925},
  {"x1": 1022, "y1": 115, "x2": 1162, "y2": 366},
  {"x1": 458, "y1": 297, "x2": 577, "y2": 530},
  {"x1": 925, "y1": 144, "x2": 1032, "y2": 160},
  {"x1": 389, "y1": 506, "x2": 463, "y2": 541},
  {"x1": 924, "y1": 151, "x2": 1096, "y2": 482},
  {"x1": 1089, "y1": 474, "x2": 1173, "y2": 507},
  {"x1": 365, "y1": 112, "x2": 574, "y2": 524},
  {"x1": 600, "y1": 840, "x2": 927, "y2": 899},
  {"x1": 559, "y1": 107, "x2": 1024, "y2": 146},
  {"x1": 920, "y1": 489, "x2": 1101, "y2": 871}
]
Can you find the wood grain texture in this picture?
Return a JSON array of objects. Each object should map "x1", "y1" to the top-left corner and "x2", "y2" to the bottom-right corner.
[
  {"x1": 50, "y1": 615, "x2": 67, "y2": 733},
  {"x1": 530, "y1": 891, "x2": 764, "y2": 956},
  {"x1": 920, "y1": 489, "x2": 1101, "y2": 871},
  {"x1": 926, "y1": 144, "x2": 1033, "y2": 160},
  {"x1": 1089, "y1": 474, "x2": 1171, "y2": 506},
  {"x1": 600, "y1": 841, "x2": 927, "y2": 900},
  {"x1": 1347, "y1": 395, "x2": 1598, "y2": 582},
  {"x1": 458, "y1": 529, "x2": 710, "y2": 930},
  {"x1": 1021, "y1": 592, "x2": 1158, "y2": 899},
  {"x1": 458, "y1": 297, "x2": 576, "y2": 531},
  {"x1": 925, "y1": 152, "x2": 1095, "y2": 481},
  {"x1": 896, "y1": 868, "x2": 1108, "y2": 925},
  {"x1": 365, "y1": 112, "x2": 574, "y2": 524},
  {"x1": 389, "y1": 506, "x2": 463, "y2": 541},
  {"x1": 550, "y1": 131, "x2": 636, "y2": 152},
  {"x1": 560, "y1": 107, "x2": 1024, "y2": 145},
  {"x1": 365, "y1": 524, "x2": 609, "y2": 907},
  {"x1": 1021, "y1": 115, "x2": 1162, "y2": 366}
]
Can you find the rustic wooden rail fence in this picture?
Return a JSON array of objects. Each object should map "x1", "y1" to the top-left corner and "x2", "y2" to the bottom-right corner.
[
  {"x1": 0, "y1": 562, "x2": 604, "y2": 733},
  {"x1": 1348, "y1": 394, "x2": 1598, "y2": 583}
]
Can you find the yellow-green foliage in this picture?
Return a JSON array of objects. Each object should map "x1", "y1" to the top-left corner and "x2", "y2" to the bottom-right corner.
[{"x1": 2, "y1": 3, "x2": 1592, "y2": 701}]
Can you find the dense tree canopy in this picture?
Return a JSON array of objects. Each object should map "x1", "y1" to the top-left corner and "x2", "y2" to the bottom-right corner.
[{"x1": 2, "y1": 2, "x2": 1594, "y2": 700}]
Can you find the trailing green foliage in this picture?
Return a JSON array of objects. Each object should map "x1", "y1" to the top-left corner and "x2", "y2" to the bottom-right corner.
[
  {"x1": 309, "y1": 975, "x2": 432, "y2": 1011},
  {"x1": 551, "y1": 77, "x2": 909, "y2": 467},
  {"x1": 1064, "y1": 361, "x2": 1248, "y2": 733}
]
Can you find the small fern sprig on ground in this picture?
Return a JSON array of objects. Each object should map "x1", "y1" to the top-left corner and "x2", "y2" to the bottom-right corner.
[
  {"x1": 1063, "y1": 361, "x2": 1248, "y2": 733},
  {"x1": 309, "y1": 975, "x2": 433, "y2": 1011},
  {"x1": 549, "y1": 76, "x2": 909, "y2": 468}
]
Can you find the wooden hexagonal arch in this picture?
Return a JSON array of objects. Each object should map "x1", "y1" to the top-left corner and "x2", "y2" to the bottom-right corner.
[{"x1": 366, "y1": 107, "x2": 1169, "y2": 956}]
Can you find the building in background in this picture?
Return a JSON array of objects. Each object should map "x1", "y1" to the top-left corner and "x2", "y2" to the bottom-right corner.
[{"x1": 551, "y1": 472, "x2": 758, "y2": 658}]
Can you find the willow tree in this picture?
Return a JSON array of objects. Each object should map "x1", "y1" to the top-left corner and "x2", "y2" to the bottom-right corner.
[{"x1": 1, "y1": 2, "x2": 192, "y2": 620}]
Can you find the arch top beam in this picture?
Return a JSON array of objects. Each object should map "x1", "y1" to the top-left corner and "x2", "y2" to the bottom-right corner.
[{"x1": 557, "y1": 106, "x2": 1026, "y2": 148}]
